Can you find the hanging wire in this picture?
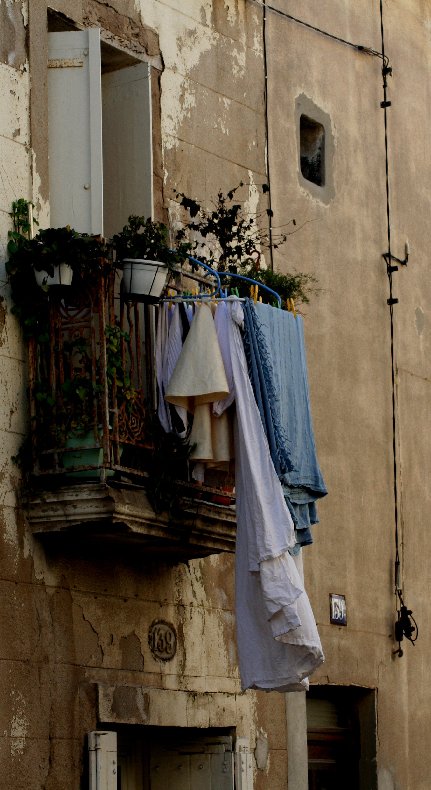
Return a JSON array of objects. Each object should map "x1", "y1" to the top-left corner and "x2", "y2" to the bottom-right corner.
[
  {"x1": 378, "y1": 1, "x2": 417, "y2": 653},
  {"x1": 250, "y1": 0, "x2": 415, "y2": 652},
  {"x1": 262, "y1": 0, "x2": 274, "y2": 270},
  {"x1": 379, "y1": 1, "x2": 401, "y2": 597},
  {"x1": 250, "y1": 0, "x2": 388, "y2": 64}
]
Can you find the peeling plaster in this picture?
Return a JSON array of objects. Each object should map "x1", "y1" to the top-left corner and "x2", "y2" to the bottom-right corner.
[
  {"x1": 9, "y1": 690, "x2": 29, "y2": 756},
  {"x1": 120, "y1": 632, "x2": 145, "y2": 671},
  {"x1": 31, "y1": 152, "x2": 50, "y2": 229},
  {"x1": 224, "y1": 1, "x2": 240, "y2": 27},
  {"x1": 0, "y1": 1, "x2": 27, "y2": 69},
  {"x1": 252, "y1": 21, "x2": 263, "y2": 56},
  {"x1": 415, "y1": 306, "x2": 425, "y2": 336},
  {"x1": 75, "y1": 603, "x2": 104, "y2": 665},
  {"x1": 378, "y1": 767, "x2": 396, "y2": 790},
  {"x1": 2, "y1": 505, "x2": 19, "y2": 549},
  {"x1": 163, "y1": 74, "x2": 197, "y2": 145},
  {"x1": 232, "y1": 43, "x2": 246, "y2": 77},
  {"x1": 223, "y1": 2, "x2": 247, "y2": 77},
  {"x1": 158, "y1": 12, "x2": 217, "y2": 155}
]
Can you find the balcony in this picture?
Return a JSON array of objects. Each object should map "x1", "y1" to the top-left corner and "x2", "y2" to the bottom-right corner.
[{"x1": 24, "y1": 272, "x2": 236, "y2": 559}]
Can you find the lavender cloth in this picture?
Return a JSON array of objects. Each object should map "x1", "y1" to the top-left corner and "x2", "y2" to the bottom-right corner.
[{"x1": 214, "y1": 300, "x2": 324, "y2": 692}]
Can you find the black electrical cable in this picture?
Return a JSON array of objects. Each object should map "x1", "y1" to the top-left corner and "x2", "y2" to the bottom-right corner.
[
  {"x1": 262, "y1": 0, "x2": 274, "y2": 270},
  {"x1": 252, "y1": 0, "x2": 413, "y2": 650},
  {"x1": 250, "y1": 0, "x2": 387, "y2": 63},
  {"x1": 379, "y1": 0, "x2": 402, "y2": 600},
  {"x1": 379, "y1": 2, "x2": 418, "y2": 655}
]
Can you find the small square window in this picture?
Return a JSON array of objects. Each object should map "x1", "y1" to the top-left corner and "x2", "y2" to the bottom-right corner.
[{"x1": 300, "y1": 114, "x2": 325, "y2": 187}]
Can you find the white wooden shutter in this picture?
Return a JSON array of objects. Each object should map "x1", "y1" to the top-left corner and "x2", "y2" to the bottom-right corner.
[
  {"x1": 102, "y1": 62, "x2": 153, "y2": 238},
  {"x1": 234, "y1": 737, "x2": 253, "y2": 790},
  {"x1": 88, "y1": 730, "x2": 117, "y2": 790},
  {"x1": 48, "y1": 29, "x2": 103, "y2": 234}
]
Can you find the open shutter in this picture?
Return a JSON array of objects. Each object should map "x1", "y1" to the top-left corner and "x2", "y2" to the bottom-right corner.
[
  {"x1": 48, "y1": 29, "x2": 103, "y2": 234},
  {"x1": 234, "y1": 738, "x2": 253, "y2": 790},
  {"x1": 102, "y1": 62, "x2": 153, "y2": 238},
  {"x1": 88, "y1": 731, "x2": 117, "y2": 790}
]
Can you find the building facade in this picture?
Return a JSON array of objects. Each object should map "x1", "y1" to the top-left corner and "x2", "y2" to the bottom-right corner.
[{"x1": 0, "y1": 1, "x2": 430, "y2": 788}]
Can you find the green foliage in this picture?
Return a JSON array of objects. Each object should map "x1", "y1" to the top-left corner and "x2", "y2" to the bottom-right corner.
[
  {"x1": 7, "y1": 225, "x2": 108, "y2": 281},
  {"x1": 105, "y1": 324, "x2": 137, "y2": 412},
  {"x1": 233, "y1": 265, "x2": 319, "y2": 307},
  {"x1": 112, "y1": 215, "x2": 190, "y2": 268},
  {"x1": 42, "y1": 337, "x2": 102, "y2": 445},
  {"x1": 9, "y1": 198, "x2": 38, "y2": 238},
  {"x1": 6, "y1": 200, "x2": 110, "y2": 338},
  {"x1": 175, "y1": 183, "x2": 318, "y2": 307}
]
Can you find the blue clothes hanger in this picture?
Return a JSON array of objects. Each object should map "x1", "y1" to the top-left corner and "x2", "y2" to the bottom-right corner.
[{"x1": 166, "y1": 253, "x2": 282, "y2": 307}]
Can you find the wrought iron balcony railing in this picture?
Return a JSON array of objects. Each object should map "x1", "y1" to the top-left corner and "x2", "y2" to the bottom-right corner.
[{"x1": 24, "y1": 270, "x2": 236, "y2": 558}]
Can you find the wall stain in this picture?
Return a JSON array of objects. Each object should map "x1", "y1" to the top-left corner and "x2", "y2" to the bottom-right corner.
[
  {"x1": 120, "y1": 632, "x2": 144, "y2": 671},
  {"x1": 0, "y1": 2, "x2": 27, "y2": 68},
  {"x1": 75, "y1": 604, "x2": 104, "y2": 665},
  {"x1": 112, "y1": 685, "x2": 149, "y2": 722},
  {"x1": 415, "y1": 306, "x2": 425, "y2": 336},
  {"x1": 0, "y1": 298, "x2": 7, "y2": 348},
  {"x1": 83, "y1": 0, "x2": 160, "y2": 57}
]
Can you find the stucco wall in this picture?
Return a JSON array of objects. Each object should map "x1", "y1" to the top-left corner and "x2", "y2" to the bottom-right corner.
[
  {"x1": 0, "y1": 1, "x2": 281, "y2": 787},
  {"x1": 1, "y1": 0, "x2": 431, "y2": 788},
  {"x1": 266, "y1": 1, "x2": 431, "y2": 788}
]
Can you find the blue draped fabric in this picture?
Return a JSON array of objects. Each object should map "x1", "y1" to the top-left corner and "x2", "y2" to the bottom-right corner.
[
  {"x1": 242, "y1": 300, "x2": 293, "y2": 478},
  {"x1": 243, "y1": 299, "x2": 327, "y2": 549}
]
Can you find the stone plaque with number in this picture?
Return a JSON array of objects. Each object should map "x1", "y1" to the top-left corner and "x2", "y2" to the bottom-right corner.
[
  {"x1": 148, "y1": 620, "x2": 177, "y2": 661},
  {"x1": 329, "y1": 593, "x2": 347, "y2": 626}
]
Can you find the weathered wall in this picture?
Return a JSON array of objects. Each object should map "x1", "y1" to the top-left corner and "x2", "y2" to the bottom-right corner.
[
  {"x1": 266, "y1": 1, "x2": 431, "y2": 788},
  {"x1": 1, "y1": 0, "x2": 431, "y2": 788},
  {"x1": 0, "y1": 1, "x2": 283, "y2": 787}
]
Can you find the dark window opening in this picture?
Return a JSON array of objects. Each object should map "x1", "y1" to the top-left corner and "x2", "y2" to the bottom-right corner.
[
  {"x1": 101, "y1": 725, "x2": 236, "y2": 790},
  {"x1": 300, "y1": 114, "x2": 325, "y2": 186},
  {"x1": 307, "y1": 686, "x2": 377, "y2": 790}
]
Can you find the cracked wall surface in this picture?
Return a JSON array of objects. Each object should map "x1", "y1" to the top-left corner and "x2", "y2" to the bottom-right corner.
[{"x1": 1, "y1": 0, "x2": 431, "y2": 788}]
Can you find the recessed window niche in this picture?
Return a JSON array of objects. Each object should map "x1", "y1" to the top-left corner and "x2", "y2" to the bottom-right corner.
[
  {"x1": 296, "y1": 95, "x2": 334, "y2": 203},
  {"x1": 300, "y1": 115, "x2": 325, "y2": 186}
]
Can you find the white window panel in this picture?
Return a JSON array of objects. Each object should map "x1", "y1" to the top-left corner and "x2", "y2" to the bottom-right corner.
[
  {"x1": 102, "y1": 62, "x2": 153, "y2": 239},
  {"x1": 88, "y1": 730, "x2": 118, "y2": 790},
  {"x1": 48, "y1": 29, "x2": 103, "y2": 234},
  {"x1": 235, "y1": 737, "x2": 253, "y2": 790}
]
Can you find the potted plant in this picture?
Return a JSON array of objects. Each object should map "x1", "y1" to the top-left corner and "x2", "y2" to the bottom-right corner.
[
  {"x1": 7, "y1": 198, "x2": 109, "y2": 290},
  {"x1": 7, "y1": 225, "x2": 108, "y2": 289},
  {"x1": 175, "y1": 183, "x2": 319, "y2": 308},
  {"x1": 112, "y1": 215, "x2": 190, "y2": 302},
  {"x1": 6, "y1": 201, "x2": 110, "y2": 340}
]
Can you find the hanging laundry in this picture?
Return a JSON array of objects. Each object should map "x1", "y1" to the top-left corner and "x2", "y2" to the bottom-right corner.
[
  {"x1": 155, "y1": 303, "x2": 188, "y2": 435},
  {"x1": 214, "y1": 299, "x2": 324, "y2": 692},
  {"x1": 165, "y1": 303, "x2": 232, "y2": 465},
  {"x1": 245, "y1": 300, "x2": 327, "y2": 549},
  {"x1": 242, "y1": 299, "x2": 293, "y2": 478},
  {"x1": 155, "y1": 301, "x2": 170, "y2": 433}
]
